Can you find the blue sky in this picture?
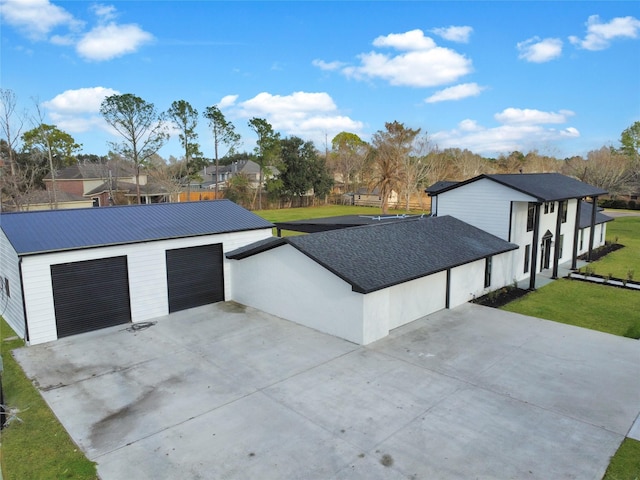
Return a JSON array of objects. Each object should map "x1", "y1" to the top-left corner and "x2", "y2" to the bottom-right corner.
[{"x1": 1, "y1": 1, "x2": 639, "y2": 160}]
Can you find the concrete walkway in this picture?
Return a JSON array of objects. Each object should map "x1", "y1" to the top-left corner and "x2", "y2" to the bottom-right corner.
[{"x1": 14, "y1": 302, "x2": 640, "y2": 480}]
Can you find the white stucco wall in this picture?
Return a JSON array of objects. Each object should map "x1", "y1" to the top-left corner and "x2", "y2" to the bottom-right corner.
[
  {"x1": 436, "y1": 178, "x2": 535, "y2": 240},
  {"x1": 231, "y1": 248, "x2": 451, "y2": 345},
  {"x1": 385, "y1": 270, "x2": 447, "y2": 331},
  {"x1": 577, "y1": 223, "x2": 607, "y2": 256},
  {"x1": 510, "y1": 199, "x2": 579, "y2": 277},
  {"x1": 0, "y1": 229, "x2": 26, "y2": 338},
  {"x1": 230, "y1": 245, "x2": 366, "y2": 344},
  {"x1": 19, "y1": 228, "x2": 272, "y2": 345}
]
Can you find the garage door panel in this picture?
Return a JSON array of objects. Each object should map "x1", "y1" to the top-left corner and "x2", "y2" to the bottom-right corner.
[
  {"x1": 51, "y1": 256, "x2": 132, "y2": 338},
  {"x1": 166, "y1": 244, "x2": 224, "y2": 313}
]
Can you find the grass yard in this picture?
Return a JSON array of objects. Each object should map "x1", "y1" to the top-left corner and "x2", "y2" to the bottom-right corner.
[
  {"x1": 587, "y1": 216, "x2": 640, "y2": 280},
  {"x1": 502, "y1": 279, "x2": 640, "y2": 338},
  {"x1": 0, "y1": 319, "x2": 98, "y2": 480},
  {"x1": 256, "y1": 204, "x2": 425, "y2": 236},
  {"x1": 602, "y1": 438, "x2": 640, "y2": 480}
]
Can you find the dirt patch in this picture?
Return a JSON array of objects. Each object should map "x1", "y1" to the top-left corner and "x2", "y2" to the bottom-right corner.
[{"x1": 218, "y1": 301, "x2": 247, "y2": 313}]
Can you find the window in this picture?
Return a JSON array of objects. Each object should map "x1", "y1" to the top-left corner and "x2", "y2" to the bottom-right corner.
[
  {"x1": 560, "y1": 200, "x2": 568, "y2": 223},
  {"x1": 3, "y1": 277, "x2": 9, "y2": 298},
  {"x1": 579, "y1": 229, "x2": 584, "y2": 250},
  {"x1": 543, "y1": 202, "x2": 554, "y2": 214},
  {"x1": 600, "y1": 226, "x2": 604, "y2": 243},
  {"x1": 544, "y1": 202, "x2": 549, "y2": 214},
  {"x1": 558, "y1": 234, "x2": 564, "y2": 259},
  {"x1": 526, "y1": 202, "x2": 536, "y2": 232},
  {"x1": 524, "y1": 244, "x2": 531, "y2": 273},
  {"x1": 484, "y1": 257, "x2": 492, "y2": 288}
]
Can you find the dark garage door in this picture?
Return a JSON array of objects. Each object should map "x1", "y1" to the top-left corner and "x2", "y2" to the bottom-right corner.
[
  {"x1": 166, "y1": 244, "x2": 225, "y2": 313},
  {"x1": 51, "y1": 256, "x2": 132, "y2": 338}
]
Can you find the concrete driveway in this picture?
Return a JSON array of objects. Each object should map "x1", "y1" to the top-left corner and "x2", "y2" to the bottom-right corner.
[{"x1": 14, "y1": 302, "x2": 640, "y2": 480}]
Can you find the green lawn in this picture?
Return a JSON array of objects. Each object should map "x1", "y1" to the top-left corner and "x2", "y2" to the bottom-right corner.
[
  {"x1": 0, "y1": 319, "x2": 98, "y2": 480},
  {"x1": 256, "y1": 204, "x2": 424, "y2": 223},
  {"x1": 587, "y1": 217, "x2": 640, "y2": 280},
  {"x1": 256, "y1": 204, "x2": 425, "y2": 236},
  {"x1": 602, "y1": 438, "x2": 640, "y2": 480},
  {"x1": 502, "y1": 279, "x2": 640, "y2": 338}
]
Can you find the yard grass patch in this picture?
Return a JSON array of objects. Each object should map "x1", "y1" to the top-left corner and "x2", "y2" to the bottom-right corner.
[
  {"x1": 588, "y1": 217, "x2": 640, "y2": 280},
  {"x1": 502, "y1": 279, "x2": 640, "y2": 338},
  {"x1": 0, "y1": 318, "x2": 97, "y2": 480},
  {"x1": 255, "y1": 204, "x2": 423, "y2": 223},
  {"x1": 602, "y1": 437, "x2": 640, "y2": 480}
]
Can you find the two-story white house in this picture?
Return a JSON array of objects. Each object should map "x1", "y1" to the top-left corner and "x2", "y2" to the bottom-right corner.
[{"x1": 427, "y1": 173, "x2": 609, "y2": 289}]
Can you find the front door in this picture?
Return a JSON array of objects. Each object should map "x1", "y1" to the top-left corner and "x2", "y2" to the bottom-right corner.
[{"x1": 541, "y1": 237, "x2": 552, "y2": 271}]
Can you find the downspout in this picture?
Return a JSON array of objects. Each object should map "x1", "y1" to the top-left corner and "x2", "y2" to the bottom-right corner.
[
  {"x1": 571, "y1": 199, "x2": 582, "y2": 270},
  {"x1": 528, "y1": 203, "x2": 542, "y2": 290},
  {"x1": 18, "y1": 257, "x2": 30, "y2": 343},
  {"x1": 445, "y1": 269, "x2": 451, "y2": 309},
  {"x1": 551, "y1": 200, "x2": 563, "y2": 279},
  {"x1": 587, "y1": 196, "x2": 598, "y2": 262}
]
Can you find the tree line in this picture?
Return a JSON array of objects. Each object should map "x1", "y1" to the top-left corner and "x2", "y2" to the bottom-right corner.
[{"x1": 1, "y1": 88, "x2": 638, "y2": 212}]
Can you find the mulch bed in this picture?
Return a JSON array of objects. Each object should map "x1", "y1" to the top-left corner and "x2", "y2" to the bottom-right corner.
[
  {"x1": 578, "y1": 243, "x2": 624, "y2": 262},
  {"x1": 471, "y1": 287, "x2": 530, "y2": 308}
]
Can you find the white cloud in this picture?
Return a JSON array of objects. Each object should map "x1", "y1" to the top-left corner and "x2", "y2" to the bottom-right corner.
[
  {"x1": 517, "y1": 37, "x2": 563, "y2": 63},
  {"x1": 569, "y1": 15, "x2": 640, "y2": 51},
  {"x1": 218, "y1": 95, "x2": 239, "y2": 108},
  {"x1": 91, "y1": 3, "x2": 118, "y2": 22},
  {"x1": 1, "y1": 1, "x2": 153, "y2": 61},
  {"x1": 339, "y1": 29, "x2": 472, "y2": 88},
  {"x1": 229, "y1": 91, "x2": 364, "y2": 146},
  {"x1": 432, "y1": 108, "x2": 580, "y2": 155},
  {"x1": 425, "y1": 83, "x2": 486, "y2": 103},
  {"x1": 430, "y1": 26, "x2": 473, "y2": 43},
  {"x1": 0, "y1": 0, "x2": 82, "y2": 40},
  {"x1": 76, "y1": 23, "x2": 154, "y2": 61},
  {"x1": 372, "y1": 29, "x2": 437, "y2": 50},
  {"x1": 494, "y1": 108, "x2": 574, "y2": 125},
  {"x1": 42, "y1": 86, "x2": 119, "y2": 133},
  {"x1": 312, "y1": 59, "x2": 346, "y2": 71}
]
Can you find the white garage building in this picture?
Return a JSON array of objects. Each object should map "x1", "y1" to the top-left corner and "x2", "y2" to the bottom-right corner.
[
  {"x1": 0, "y1": 200, "x2": 273, "y2": 345},
  {"x1": 228, "y1": 215, "x2": 518, "y2": 345}
]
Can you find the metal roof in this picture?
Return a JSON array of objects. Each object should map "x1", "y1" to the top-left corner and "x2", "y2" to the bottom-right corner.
[
  {"x1": 0, "y1": 200, "x2": 274, "y2": 256},
  {"x1": 228, "y1": 215, "x2": 518, "y2": 294},
  {"x1": 429, "y1": 173, "x2": 607, "y2": 201}
]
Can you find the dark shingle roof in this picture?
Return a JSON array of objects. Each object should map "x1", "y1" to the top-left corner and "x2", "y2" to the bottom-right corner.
[
  {"x1": 431, "y1": 173, "x2": 607, "y2": 201},
  {"x1": 425, "y1": 180, "x2": 459, "y2": 194},
  {"x1": 0, "y1": 200, "x2": 274, "y2": 256},
  {"x1": 228, "y1": 215, "x2": 518, "y2": 294},
  {"x1": 578, "y1": 201, "x2": 614, "y2": 229},
  {"x1": 275, "y1": 214, "x2": 423, "y2": 234}
]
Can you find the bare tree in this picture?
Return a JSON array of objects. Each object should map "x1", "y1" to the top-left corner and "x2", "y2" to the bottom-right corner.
[
  {"x1": 370, "y1": 121, "x2": 421, "y2": 214},
  {"x1": 0, "y1": 89, "x2": 27, "y2": 210},
  {"x1": 564, "y1": 146, "x2": 634, "y2": 196}
]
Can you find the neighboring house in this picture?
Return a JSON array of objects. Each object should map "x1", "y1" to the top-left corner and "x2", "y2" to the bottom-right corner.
[
  {"x1": 0, "y1": 200, "x2": 273, "y2": 345},
  {"x1": 16, "y1": 190, "x2": 93, "y2": 211},
  {"x1": 203, "y1": 160, "x2": 279, "y2": 190},
  {"x1": 227, "y1": 215, "x2": 517, "y2": 345},
  {"x1": 84, "y1": 179, "x2": 171, "y2": 206},
  {"x1": 427, "y1": 173, "x2": 608, "y2": 289},
  {"x1": 42, "y1": 163, "x2": 162, "y2": 207},
  {"x1": 353, "y1": 187, "x2": 398, "y2": 208},
  {"x1": 577, "y1": 201, "x2": 613, "y2": 256}
]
